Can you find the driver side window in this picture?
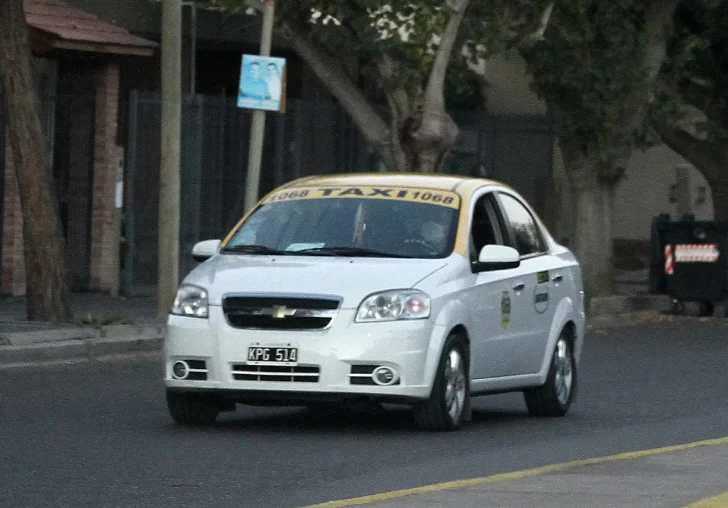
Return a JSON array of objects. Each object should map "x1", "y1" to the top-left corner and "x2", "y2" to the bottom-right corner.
[{"x1": 469, "y1": 193, "x2": 507, "y2": 264}]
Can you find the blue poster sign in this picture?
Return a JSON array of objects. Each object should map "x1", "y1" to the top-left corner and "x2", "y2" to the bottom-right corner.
[{"x1": 237, "y1": 54, "x2": 286, "y2": 112}]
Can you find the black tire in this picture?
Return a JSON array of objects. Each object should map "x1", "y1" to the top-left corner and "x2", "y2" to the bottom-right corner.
[
  {"x1": 523, "y1": 332, "x2": 576, "y2": 417},
  {"x1": 166, "y1": 390, "x2": 222, "y2": 425},
  {"x1": 413, "y1": 333, "x2": 471, "y2": 431}
]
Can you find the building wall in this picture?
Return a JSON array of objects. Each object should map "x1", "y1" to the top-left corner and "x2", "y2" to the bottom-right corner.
[{"x1": 613, "y1": 146, "x2": 714, "y2": 240}]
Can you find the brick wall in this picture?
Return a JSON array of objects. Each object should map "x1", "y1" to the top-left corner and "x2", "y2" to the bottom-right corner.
[
  {"x1": 1, "y1": 143, "x2": 26, "y2": 296},
  {"x1": 89, "y1": 62, "x2": 121, "y2": 294}
]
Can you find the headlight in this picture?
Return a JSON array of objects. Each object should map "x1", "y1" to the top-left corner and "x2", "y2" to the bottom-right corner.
[
  {"x1": 355, "y1": 290, "x2": 431, "y2": 322},
  {"x1": 171, "y1": 284, "x2": 209, "y2": 318}
]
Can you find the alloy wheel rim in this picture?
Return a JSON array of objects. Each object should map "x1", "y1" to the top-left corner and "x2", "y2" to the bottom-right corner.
[
  {"x1": 554, "y1": 338, "x2": 573, "y2": 405},
  {"x1": 444, "y1": 349, "x2": 466, "y2": 422}
]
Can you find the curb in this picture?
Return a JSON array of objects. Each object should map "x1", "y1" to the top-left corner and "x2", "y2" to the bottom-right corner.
[
  {"x1": 589, "y1": 294, "x2": 671, "y2": 317},
  {"x1": 0, "y1": 324, "x2": 165, "y2": 370},
  {"x1": 0, "y1": 294, "x2": 712, "y2": 370}
]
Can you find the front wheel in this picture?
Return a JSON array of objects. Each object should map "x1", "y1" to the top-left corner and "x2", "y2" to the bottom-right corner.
[
  {"x1": 413, "y1": 333, "x2": 471, "y2": 431},
  {"x1": 523, "y1": 333, "x2": 576, "y2": 417},
  {"x1": 166, "y1": 390, "x2": 222, "y2": 425}
]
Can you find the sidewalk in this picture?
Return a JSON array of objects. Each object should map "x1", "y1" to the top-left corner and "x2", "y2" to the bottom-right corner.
[
  {"x1": 307, "y1": 438, "x2": 728, "y2": 508},
  {"x1": 0, "y1": 292, "x2": 161, "y2": 325},
  {"x1": 0, "y1": 292, "x2": 165, "y2": 369}
]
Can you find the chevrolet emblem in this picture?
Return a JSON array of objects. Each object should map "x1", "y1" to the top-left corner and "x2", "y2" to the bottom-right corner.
[{"x1": 263, "y1": 305, "x2": 297, "y2": 319}]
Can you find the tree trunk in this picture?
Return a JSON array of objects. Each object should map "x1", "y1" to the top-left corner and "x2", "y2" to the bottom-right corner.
[
  {"x1": 0, "y1": 0, "x2": 73, "y2": 322},
  {"x1": 565, "y1": 157, "x2": 615, "y2": 296},
  {"x1": 400, "y1": 108, "x2": 459, "y2": 173}
]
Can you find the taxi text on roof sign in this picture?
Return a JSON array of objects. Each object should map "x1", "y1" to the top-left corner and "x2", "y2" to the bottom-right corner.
[{"x1": 262, "y1": 186, "x2": 461, "y2": 210}]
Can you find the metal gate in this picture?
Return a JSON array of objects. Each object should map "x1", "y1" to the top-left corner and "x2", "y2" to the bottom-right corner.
[
  {"x1": 123, "y1": 93, "x2": 376, "y2": 296},
  {"x1": 0, "y1": 82, "x2": 6, "y2": 274},
  {"x1": 123, "y1": 92, "x2": 553, "y2": 296}
]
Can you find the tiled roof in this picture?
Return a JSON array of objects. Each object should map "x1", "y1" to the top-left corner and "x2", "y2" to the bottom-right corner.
[{"x1": 25, "y1": 0, "x2": 158, "y2": 54}]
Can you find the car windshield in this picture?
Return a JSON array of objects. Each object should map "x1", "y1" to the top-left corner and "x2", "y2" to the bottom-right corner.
[{"x1": 222, "y1": 185, "x2": 461, "y2": 259}]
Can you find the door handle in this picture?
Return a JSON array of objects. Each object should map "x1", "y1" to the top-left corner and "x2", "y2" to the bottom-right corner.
[
  {"x1": 512, "y1": 282, "x2": 525, "y2": 292},
  {"x1": 553, "y1": 273, "x2": 563, "y2": 283}
]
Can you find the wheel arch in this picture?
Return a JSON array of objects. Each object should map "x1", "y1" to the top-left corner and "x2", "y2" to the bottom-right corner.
[
  {"x1": 537, "y1": 297, "x2": 581, "y2": 383},
  {"x1": 561, "y1": 320, "x2": 577, "y2": 351}
]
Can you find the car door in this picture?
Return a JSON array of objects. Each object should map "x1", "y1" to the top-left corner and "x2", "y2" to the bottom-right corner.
[
  {"x1": 464, "y1": 191, "x2": 522, "y2": 380},
  {"x1": 494, "y1": 191, "x2": 561, "y2": 376}
]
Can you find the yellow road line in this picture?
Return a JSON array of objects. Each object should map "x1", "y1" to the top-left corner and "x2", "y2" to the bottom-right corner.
[
  {"x1": 683, "y1": 491, "x2": 728, "y2": 508},
  {"x1": 301, "y1": 435, "x2": 728, "y2": 508}
]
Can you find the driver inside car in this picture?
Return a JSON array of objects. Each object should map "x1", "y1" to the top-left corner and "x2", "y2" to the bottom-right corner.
[{"x1": 401, "y1": 206, "x2": 451, "y2": 255}]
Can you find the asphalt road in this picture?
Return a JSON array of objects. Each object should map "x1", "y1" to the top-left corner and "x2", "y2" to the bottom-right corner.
[{"x1": 2, "y1": 319, "x2": 728, "y2": 508}]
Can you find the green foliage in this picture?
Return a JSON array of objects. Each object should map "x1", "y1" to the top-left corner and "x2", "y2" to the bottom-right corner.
[
  {"x1": 521, "y1": 0, "x2": 651, "y2": 161},
  {"x1": 445, "y1": 56, "x2": 485, "y2": 110},
  {"x1": 650, "y1": 0, "x2": 728, "y2": 142},
  {"x1": 205, "y1": 0, "x2": 551, "y2": 111}
]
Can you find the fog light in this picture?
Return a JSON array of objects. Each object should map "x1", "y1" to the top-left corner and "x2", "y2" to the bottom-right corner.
[
  {"x1": 372, "y1": 366, "x2": 398, "y2": 386},
  {"x1": 172, "y1": 360, "x2": 189, "y2": 380}
]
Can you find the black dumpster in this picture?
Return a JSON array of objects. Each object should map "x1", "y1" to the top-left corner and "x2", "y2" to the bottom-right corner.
[{"x1": 650, "y1": 215, "x2": 728, "y2": 316}]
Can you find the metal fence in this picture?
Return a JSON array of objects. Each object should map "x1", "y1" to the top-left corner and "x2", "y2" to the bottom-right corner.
[
  {"x1": 123, "y1": 92, "x2": 553, "y2": 296},
  {"x1": 0, "y1": 83, "x2": 5, "y2": 272}
]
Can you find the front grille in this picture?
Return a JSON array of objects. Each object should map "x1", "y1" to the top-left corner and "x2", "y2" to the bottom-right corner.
[
  {"x1": 232, "y1": 364, "x2": 320, "y2": 383},
  {"x1": 222, "y1": 295, "x2": 341, "y2": 330}
]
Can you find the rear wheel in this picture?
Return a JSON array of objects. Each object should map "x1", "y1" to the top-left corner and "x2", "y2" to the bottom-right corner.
[
  {"x1": 523, "y1": 332, "x2": 576, "y2": 417},
  {"x1": 413, "y1": 333, "x2": 470, "y2": 431},
  {"x1": 166, "y1": 390, "x2": 222, "y2": 425}
]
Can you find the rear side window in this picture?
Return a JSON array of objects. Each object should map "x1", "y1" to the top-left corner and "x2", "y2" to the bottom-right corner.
[{"x1": 497, "y1": 193, "x2": 545, "y2": 257}]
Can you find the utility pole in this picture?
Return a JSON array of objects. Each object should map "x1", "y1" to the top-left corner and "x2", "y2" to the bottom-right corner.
[
  {"x1": 159, "y1": 0, "x2": 182, "y2": 317},
  {"x1": 243, "y1": 0, "x2": 276, "y2": 214}
]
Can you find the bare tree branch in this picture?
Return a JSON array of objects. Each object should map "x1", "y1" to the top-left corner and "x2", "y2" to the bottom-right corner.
[
  {"x1": 655, "y1": 124, "x2": 726, "y2": 182},
  {"x1": 677, "y1": 79, "x2": 727, "y2": 126},
  {"x1": 423, "y1": 0, "x2": 471, "y2": 111},
  {"x1": 613, "y1": 0, "x2": 680, "y2": 157},
  {"x1": 376, "y1": 54, "x2": 412, "y2": 121},
  {"x1": 524, "y1": 2, "x2": 554, "y2": 43},
  {"x1": 283, "y1": 22, "x2": 395, "y2": 167}
]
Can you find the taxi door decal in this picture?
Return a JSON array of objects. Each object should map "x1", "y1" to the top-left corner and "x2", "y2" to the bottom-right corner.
[
  {"x1": 500, "y1": 291, "x2": 511, "y2": 328},
  {"x1": 534, "y1": 271, "x2": 550, "y2": 314}
]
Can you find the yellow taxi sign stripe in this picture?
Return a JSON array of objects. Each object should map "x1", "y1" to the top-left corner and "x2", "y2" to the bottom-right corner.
[
  {"x1": 300, "y1": 436, "x2": 728, "y2": 508},
  {"x1": 263, "y1": 185, "x2": 461, "y2": 209},
  {"x1": 683, "y1": 491, "x2": 728, "y2": 508}
]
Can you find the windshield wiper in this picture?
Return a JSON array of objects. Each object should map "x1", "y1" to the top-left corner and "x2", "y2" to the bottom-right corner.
[
  {"x1": 220, "y1": 244, "x2": 288, "y2": 255},
  {"x1": 294, "y1": 246, "x2": 411, "y2": 258}
]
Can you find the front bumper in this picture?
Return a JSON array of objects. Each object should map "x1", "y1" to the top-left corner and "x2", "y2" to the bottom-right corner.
[{"x1": 163, "y1": 306, "x2": 441, "y2": 403}]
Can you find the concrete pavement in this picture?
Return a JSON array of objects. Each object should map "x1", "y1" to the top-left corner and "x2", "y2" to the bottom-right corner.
[
  {"x1": 306, "y1": 438, "x2": 728, "y2": 508},
  {"x1": 0, "y1": 293, "x2": 164, "y2": 369}
]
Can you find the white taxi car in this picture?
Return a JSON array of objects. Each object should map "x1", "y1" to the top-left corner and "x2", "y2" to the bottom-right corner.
[{"x1": 164, "y1": 173, "x2": 585, "y2": 431}]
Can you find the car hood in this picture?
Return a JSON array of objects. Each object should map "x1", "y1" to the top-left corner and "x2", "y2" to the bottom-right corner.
[{"x1": 184, "y1": 254, "x2": 448, "y2": 308}]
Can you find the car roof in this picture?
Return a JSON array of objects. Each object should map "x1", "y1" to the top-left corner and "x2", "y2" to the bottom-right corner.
[{"x1": 279, "y1": 173, "x2": 509, "y2": 197}]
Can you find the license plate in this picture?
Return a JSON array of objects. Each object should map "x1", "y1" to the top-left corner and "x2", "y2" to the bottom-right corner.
[{"x1": 247, "y1": 346, "x2": 298, "y2": 365}]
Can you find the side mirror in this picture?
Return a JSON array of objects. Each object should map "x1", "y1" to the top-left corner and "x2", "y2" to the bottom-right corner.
[
  {"x1": 192, "y1": 239, "x2": 221, "y2": 262},
  {"x1": 472, "y1": 245, "x2": 520, "y2": 273}
]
